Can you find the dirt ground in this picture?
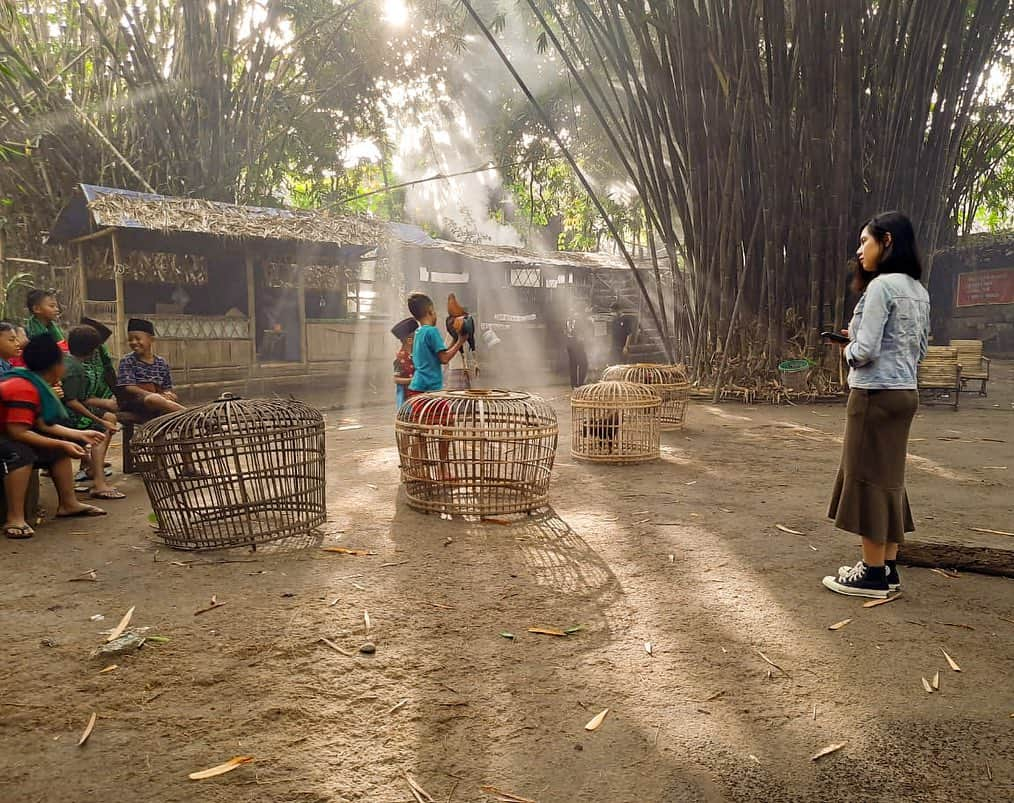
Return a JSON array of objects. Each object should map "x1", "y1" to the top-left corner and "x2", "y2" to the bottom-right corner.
[{"x1": 1, "y1": 365, "x2": 1012, "y2": 803}]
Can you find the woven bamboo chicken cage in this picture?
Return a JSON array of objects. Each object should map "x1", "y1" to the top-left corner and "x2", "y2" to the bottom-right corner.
[
  {"x1": 602, "y1": 363, "x2": 691, "y2": 429},
  {"x1": 135, "y1": 394, "x2": 326, "y2": 550},
  {"x1": 571, "y1": 381, "x2": 661, "y2": 463},
  {"x1": 395, "y1": 389, "x2": 558, "y2": 516}
]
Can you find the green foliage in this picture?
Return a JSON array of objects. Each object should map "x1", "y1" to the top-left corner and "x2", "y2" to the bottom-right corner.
[{"x1": 0, "y1": 272, "x2": 35, "y2": 322}]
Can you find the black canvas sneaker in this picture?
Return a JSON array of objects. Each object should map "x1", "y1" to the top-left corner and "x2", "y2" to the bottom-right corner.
[
  {"x1": 839, "y1": 560, "x2": 901, "y2": 591},
  {"x1": 822, "y1": 562, "x2": 889, "y2": 598}
]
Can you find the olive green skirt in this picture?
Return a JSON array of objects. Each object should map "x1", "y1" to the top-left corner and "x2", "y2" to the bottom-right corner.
[{"x1": 828, "y1": 389, "x2": 918, "y2": 544}]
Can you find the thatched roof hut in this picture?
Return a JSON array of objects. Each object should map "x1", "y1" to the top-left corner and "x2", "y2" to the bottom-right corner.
[{"x1": 48, "y1": 184, "x2": 384, "y2": 262}]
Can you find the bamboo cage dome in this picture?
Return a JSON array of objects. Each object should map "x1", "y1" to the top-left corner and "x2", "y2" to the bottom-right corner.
[
  {"x1": 395, "y1": 389, "x2": 558, "y2": 516},
  {"x1": 602, "y1": 363, "x2": 691, "y2": 429},
  {"x1": 571, "y1": 381, "x2": 661, "y2": 464},
  {"x1": 135, "y1": 394, "x2": 326, "y2": 550}
]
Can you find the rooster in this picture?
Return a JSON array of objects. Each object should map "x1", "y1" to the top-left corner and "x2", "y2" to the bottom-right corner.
[
  {"x1": 581, "y1": 412, "x2": 621, "y2": 453},
  {"x1": 445, "y1": 293, "x2": 476, "y2": 353}
]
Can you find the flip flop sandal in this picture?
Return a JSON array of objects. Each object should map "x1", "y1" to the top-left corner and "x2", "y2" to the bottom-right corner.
[
  {"x1": 90, "y1": 489, "x2": 126, "y2": 500},
  {"x1": 4, "y1": 524, "x2": 35, "y2": 539},
  {"x1": 74, "y1": 469, "x2": 88, "y2": 482},
  {"x1": 56, "y1": 506, "x2": 108, "y2": 518}
]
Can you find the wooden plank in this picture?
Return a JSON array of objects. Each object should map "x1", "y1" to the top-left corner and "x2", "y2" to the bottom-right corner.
[{"x1": 67, "y1": 226, "x2": 116, "y2": 245}]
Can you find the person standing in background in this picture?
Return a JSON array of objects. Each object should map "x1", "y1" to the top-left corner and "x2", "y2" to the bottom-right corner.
[
  {"x1": 823, "y1": 211, "x2": 930, "y2": 599},
  {"x1": 609, "y1": 302, "x2": 634, "y2": 365},
  {"x1": 565, "y1": 305, "x2": 590, "y2": 388}
]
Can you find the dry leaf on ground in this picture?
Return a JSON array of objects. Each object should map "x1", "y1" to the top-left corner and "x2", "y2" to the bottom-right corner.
[
  {"x1": 828, "y1": 618, "x2": 852, "y2": 631},
  {"x1": 932, "y1": 671, "x2": 940, "y2": 691},
  {"x1": 810, "y1": 742, "x2": 846, "y2": 761},
  {"x1": 188, "y1": 756, "x2": 254, "y2": 780},
  {"x1": 942, "y1": 648, "x2": 962, "y2": 672},
  {"x1": 527, "y1": 627, "x2": 568, "y2": 637},
  {"x1": 77, "y1": 712, "x2": 96, "y2": 746},
  {"x1": 968, "y1": 527, "x2": 1014, "y2": 537},
  {"x1": 479, "y1": 786, "x2": 537, "y2": 803},
  {"x1": 775, "y1": 524, "x2": 804, "y2": 535},
  {"x1": 99, "y1": 664, "x2": 117, "y2": 673},
  {"x1": 755, "y1": 649, "x2": 790, "y2": 677},
  {"x1": 585, "y1": 708, "x2": 609, "y2": 731},
  {"x1": 922, "y1": 677, "x2": 934, "y2": 693},
  {"x1": 321, "y1": 547, "x2": 376, "y2": 556},
  {"x1": 404, "y1": 772, "x2": 435, "y2": 803},
  {"x1": 319, "y1": 637, "x2": 353, "y2": 656},
  {"x1": 863, "y1": 594, "x2": 901, "y2": 608},
  {"x1": 106, "y1": 606, "x2": 135, "y2": 643}
]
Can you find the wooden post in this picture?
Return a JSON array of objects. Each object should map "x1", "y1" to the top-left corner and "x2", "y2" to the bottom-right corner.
[
  {"x1": 111, "y1": 232, "x2": 126, "y2": 359},
  {"x1": 296, "y1": 263, "x2": 308, "y2": 365},
  {"x1": 75, "y1": 243, "x2": 87, "y2": 323},
  {"x1": 245, "y1": 252, "x2": 257, "y2": 375}
]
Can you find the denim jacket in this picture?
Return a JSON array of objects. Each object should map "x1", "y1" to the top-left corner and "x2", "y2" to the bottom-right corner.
[{"x1": 845, "y1": 273, "x2": 930, "y2": 390}]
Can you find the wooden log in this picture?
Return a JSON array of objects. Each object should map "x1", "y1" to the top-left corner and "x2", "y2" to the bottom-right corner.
[{"x1": 899, "y1": 539, "x2": 1014, "y2": 578}]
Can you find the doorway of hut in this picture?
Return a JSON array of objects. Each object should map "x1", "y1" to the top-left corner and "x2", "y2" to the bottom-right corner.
[{"x1": 255, "y1": 263, "x2": 302, "y2": 363}]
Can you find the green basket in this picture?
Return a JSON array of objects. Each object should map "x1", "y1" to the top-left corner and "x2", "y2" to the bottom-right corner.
[{"x1": 778, "y1": 359, "x2": 811, "y2": 391}]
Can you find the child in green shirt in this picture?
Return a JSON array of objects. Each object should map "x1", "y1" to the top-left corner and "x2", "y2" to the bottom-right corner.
[{"x1": 63, "y1": 325, "x2": 123, "y2": 500}]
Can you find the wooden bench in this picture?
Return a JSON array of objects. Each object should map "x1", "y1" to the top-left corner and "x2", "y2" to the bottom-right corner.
[
  {"x1": 951, "y1": 339, "x2": 990, "y2": 397},
  {"x1": 917, "y1": 346, "x2": 961, "y2": 410}
]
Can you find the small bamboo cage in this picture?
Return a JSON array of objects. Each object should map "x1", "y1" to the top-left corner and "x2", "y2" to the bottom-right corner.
[
  {"x1": 571, "y1": 381, "x2": 661, "y2": 463},
  {"x1": 602, "y1": 363, "x2": 690, "y2": 429},
  {"x1": 395, "y1": 389, "x2": 558, "y2": 516},
  {"x1": 135, "y1": 394, "x2": 326, "y2": 550}
]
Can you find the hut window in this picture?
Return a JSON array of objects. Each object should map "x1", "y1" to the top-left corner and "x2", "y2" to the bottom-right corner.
[
  {"x1": 510, "y1": 267, "x2": 542, "y2": 288},
  {"x1": 347, "y1": 282, "x2": 376, "y2": 316}
]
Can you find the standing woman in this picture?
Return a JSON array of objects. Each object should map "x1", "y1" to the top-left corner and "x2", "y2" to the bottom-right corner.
[{"x1": 823, "y1": 211, "x2": 930, "y2": 598}]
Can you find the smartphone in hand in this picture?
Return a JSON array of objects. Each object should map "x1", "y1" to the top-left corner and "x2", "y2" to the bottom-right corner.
[{"x1": 820, "y1": 331, "x2": 850, "y2": 344}]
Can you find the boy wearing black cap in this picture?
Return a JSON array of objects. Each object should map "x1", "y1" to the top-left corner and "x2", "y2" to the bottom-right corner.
[
  {"x1": 64, "y1": 325, "x2": 124, "y2": 500},
  {"x1": 391, "y1": 317, "x2": 418, "y2": 408},
  {"x1": 116, "y1": 318, "x2": 184, "y2": 418},
  {"x1": 0, "y1": 335, "x2": 106, "y2": 538}
]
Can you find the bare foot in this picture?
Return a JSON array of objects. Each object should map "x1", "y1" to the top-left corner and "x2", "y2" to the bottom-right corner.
[{"x1": 55, "y1": 504, "x2": 107, "y2": 518}]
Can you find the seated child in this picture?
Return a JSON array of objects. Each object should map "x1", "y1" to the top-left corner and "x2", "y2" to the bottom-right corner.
[
  {"x1": 81, "y1": 316, "x2": 119, "y2": 404},
  {"x1": 391, "y1": 317, "x2": 418, "y2": 408},
  {"x1": 24, "y1": 289, "x2": 68, "y2": 352},
  {"x1": 0, "y1": 322, "x2": 22, "y2": 376},
  {"x1": 0, "y1": 334, "x2": 107, "y2": 538},
  {"x1": 64, "y1": 325, "x2": 124, "y2": 500},
  {"x1": 116, "y1": 318, "x2": 184, "y2": 420}
]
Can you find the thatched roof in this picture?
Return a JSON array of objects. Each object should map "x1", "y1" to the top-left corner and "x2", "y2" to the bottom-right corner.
[
  {"x1": 935, "y1": 229, "x2": 1014, "y2": 256},
  {"x1": 48, "y1": 184, "x2": 383, "y2": 261},
  {"x1": 388, "y1": 223, "x2": 632, "y2": 271}
]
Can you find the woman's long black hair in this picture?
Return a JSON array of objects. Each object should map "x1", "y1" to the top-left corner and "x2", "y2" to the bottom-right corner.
[{"x1": 864, "y1": 210, "x2": 922, "y2": 280}]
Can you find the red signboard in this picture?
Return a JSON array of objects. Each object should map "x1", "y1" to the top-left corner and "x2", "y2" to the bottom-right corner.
[{"x1": 956, "y1": 268, "x2": 1014, "y2": 307}]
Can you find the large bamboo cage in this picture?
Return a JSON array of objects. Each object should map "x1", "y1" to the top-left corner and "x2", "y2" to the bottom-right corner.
[
  {"x1": 135, "y1": 394, "x2": 326, "y2": 550},
  {"x1": 395, "y1": 389, "x2": 558, "y2": 516},
  {"x1": 602, "y1": 363, "x2": 690, "y2": 429},
  {"x1": 571, "y1": 381, "x2": 661, "y2": 463}
]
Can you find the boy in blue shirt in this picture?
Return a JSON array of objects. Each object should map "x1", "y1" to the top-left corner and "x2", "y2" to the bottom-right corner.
[
  {"x1": 403, "y1": 292, "x2": 467, "y2": 481},
  {"x1": 406, "y1": 292, "x2": 467, "y2": 396}
]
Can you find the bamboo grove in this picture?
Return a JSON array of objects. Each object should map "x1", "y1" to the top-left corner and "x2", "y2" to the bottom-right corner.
[{"x1": 514, "y1": 0, "x2": 1013, "y2": 383}]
